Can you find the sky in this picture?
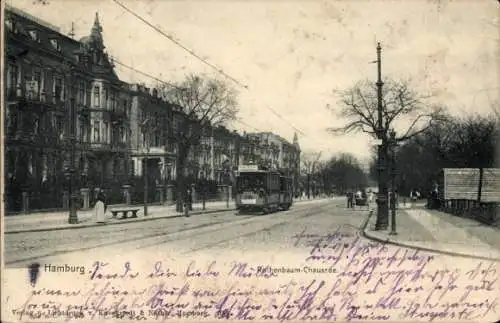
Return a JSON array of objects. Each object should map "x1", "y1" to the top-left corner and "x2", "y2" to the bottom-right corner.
[{"x1": 6, "y1": 0, "x2": 499, "y2": 165}]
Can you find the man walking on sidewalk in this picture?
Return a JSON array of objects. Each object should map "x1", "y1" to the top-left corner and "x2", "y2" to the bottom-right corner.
[{"x1": 346, "y1": 191, "x2": 354, "y2": 209}]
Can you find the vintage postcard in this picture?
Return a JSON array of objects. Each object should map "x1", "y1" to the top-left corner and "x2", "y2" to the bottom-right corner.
[{"x1": 2, "y1": 0, "x2": 499, "y2": 322}]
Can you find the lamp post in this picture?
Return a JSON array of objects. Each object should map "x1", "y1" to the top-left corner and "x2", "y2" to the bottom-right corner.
[
  {"x1": 68, "y1": 67, "x2": 78, "y2": 224},
  {"x1": 143, "y1": 154, "x2": 148, "y2": 216},
  {"x1": 202, "y1": 168, "x2": 207, "y2": 210},
  {"x1": 375, "y1": 42, "x2": 389, "y2": 231},
  {"x1": 389, "y1": 129, "x2": 398, "y2": 235},
  {"x1": 141, "y1": 120, "x2": 151, "y2": 216}
]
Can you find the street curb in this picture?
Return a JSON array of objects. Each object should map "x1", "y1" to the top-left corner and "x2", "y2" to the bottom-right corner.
[
  {"x1": 5, "y1": 208, "x2": 236, "y2": 234},
  {"x1": 361, "y1": 209, "x2": 500, "y2": 262},
  {"x1": 5, "y1": 198, "x2": 332, "y2": 234}
]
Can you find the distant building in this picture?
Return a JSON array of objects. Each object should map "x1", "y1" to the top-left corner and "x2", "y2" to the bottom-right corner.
[
  {"x1": 128, "y1": 84, "x2": 177, "y2": 201},
  {"x1": 243, "y1": 132, "x2": 301, "y2": 190}
]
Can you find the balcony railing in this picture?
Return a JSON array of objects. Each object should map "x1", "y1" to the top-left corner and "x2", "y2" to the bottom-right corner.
[{"x1": 90, "y1": 142, "x2": 111, "y2": 150}]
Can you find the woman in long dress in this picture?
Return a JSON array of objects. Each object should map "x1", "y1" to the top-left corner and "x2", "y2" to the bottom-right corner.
[{"x1": 94, "y1": 191, "x2": 107, "y2": 223}]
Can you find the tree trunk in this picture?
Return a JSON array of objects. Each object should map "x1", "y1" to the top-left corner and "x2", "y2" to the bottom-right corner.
[{"x1": 176, "y1": 144, "x2": 190, "y2": 213}]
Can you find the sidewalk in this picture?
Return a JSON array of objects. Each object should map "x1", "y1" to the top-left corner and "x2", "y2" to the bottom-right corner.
[
  {"x1": 364, "y1": 205, "x2": 500, "y2": 261},
  {"x1": 4, "y1": 201, "x2": 236, "y2": 234},
  {"x1": 4, "y1": 197, "x2": 333, "y2": 234}
]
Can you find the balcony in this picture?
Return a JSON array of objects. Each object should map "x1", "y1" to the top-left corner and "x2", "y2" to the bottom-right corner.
[
  {"x1": 90, "y1": 141, "x2": 111, "y2": 151},
  {"x1": 110, "y1": 108, "x2": 127, "y2": 122},
  {"x1": 6, "y1": 86, "x2": 61, "y2": 108},
  {"x1": 111, "y1": 141, "x2": 128, "y2": 152}
]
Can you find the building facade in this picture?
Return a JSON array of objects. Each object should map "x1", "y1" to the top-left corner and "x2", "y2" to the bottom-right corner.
[
  {"x1": 3, "y1": 5, "x2": 302, "y2": 212},
  {"x1": 4, "y1": 6, "x2": 130, "y2": 211},
  {"x1": 128, "y1": 84, "x2": 177, "y2": 202}
]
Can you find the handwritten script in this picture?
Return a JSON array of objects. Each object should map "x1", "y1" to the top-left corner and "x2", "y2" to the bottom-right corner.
[{"x1": 7, "y1": 229, "x2": 499, "y2": 322}]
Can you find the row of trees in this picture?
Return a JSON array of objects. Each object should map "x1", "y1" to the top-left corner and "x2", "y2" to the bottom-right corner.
[
  {"x1": 329, "y1": 76, "x2": 498, "y2": 201},
  {"x1": 368, "y1": 112, "x2": 497, "y2": 197},
  {"x1": 302, "y1": 152, "x2": 369, "y2": 196}
]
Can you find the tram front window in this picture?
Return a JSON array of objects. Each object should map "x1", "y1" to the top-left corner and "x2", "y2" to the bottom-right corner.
[{"x1": 237, "y1": 173, "x2": 266, "y2": 193}]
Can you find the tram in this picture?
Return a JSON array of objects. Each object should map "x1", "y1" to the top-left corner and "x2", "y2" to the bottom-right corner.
[{"x1": 235, "y1": 164, "x2": 294, "y2": 214}]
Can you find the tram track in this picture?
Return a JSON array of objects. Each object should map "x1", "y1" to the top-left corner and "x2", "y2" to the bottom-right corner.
[
  {"x1": 134, "y1": 201, "x2": 333, "y2": 255},
  {"x1": 6, "y1": 200, "x2": 332, "y2": 266}
]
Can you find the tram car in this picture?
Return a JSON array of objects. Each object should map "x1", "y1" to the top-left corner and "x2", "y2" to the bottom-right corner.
[{"x1": 236, "y1": 164, "x2": 294, "y2": 214}]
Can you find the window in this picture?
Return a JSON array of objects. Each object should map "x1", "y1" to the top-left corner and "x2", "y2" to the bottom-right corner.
[
  {"x1": 93, "y1": 86, "x2": 100, "y2": 107},
  {"x1": 29, "y1": 30, "x2": 39, "y2": 42},
  {"x1": 103, "y1": 88, "x2": 108, "y2": 109},
  {"x1": 7, "y1": 109, "x2": 19, "y2": 136},
  {"x1": 93, "y1": 120, "x2": 100, "y2": 142},
  {"x1": 79, "y1": 119, "x2": 85, "y2": 141},
  {"x1": 7, "y1": 64, "x2": 18, "y2": 94},
  {"x1": 33, "y1": 117, "x2": 40, "y2": 135},
  {"x1": 56, "y1": 116, "x2": 64, "y2": 140},
  {"x1": 111, "y1": 91, "x2": 116, "y2": 110},
  {"x1": 123, "y1": 100, "x2": 128, "y2": 114},
  {"x1": 5, "y1": 19, "x2": 14, "y2": 32},
  {"x1": 120, "y1": 126, "x2": 126, "y2": 143},
  {"x1": 103, "y1": 122, "x2": 109, "y2": 142},
  {"x1": 84, "y1": 84, "x2": 89, "y2": 105},
  {"x1": 155, "y1": 129, "x2": 160, "y2": 147},
  {"x1": 53, "y1": 76, "x2": 63, "y2": 101},
  {"x1": 78, "y1": 81, "x2": 85, "y2": 104},
  {"x1": 26, "y1": 68, "x2": 41, "y2": 99},
  {"x1": 50, "y1": 39, "x2": 61, "y2": 51}
]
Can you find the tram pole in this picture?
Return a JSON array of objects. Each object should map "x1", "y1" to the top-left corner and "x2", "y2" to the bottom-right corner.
[{"x1": 375, "y1": 42, "x2": 389, "y2": 231}]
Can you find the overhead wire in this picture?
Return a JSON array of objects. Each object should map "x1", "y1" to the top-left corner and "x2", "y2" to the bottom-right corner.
[
  {"x1": 111, "y1": 0, "x2": 307, "y2": 137},
  {"x1": 112, "y1": 57, "x2": 263, "y2": 133},
  {"x1": 111, "y1": 0, "x2": 248, "y2": 89}
]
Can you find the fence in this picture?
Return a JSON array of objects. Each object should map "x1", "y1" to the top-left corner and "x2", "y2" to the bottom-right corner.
[
  {"x1": 5, "y1": 178, "x2": 235, "y2": 215},
  {"x1": 439, "y1": 199, "x2": 499, "y2": 227},
  {"x1": 438, "y1": 168, "x2": 500, "y2": 227}
]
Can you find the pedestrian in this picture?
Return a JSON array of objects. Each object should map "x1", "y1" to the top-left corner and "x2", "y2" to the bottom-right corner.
[
  {"x1": 410, "y1": 188, "x2": 418, "y2": 207},
  {"x1": 346, "y1": 191, "x2": 354, "y2": 208},
  {"x1": 186, "y1": 187, "x2": 193, "y2": 211},
  {"x1": 94, "y1": 190, "x2": 107, "y2": 223},
  {"x1": 367, "y1": 190, "x2": 374, "y2": 209}
]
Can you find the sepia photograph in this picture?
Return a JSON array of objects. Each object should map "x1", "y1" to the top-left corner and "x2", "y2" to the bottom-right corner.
[{"x1": 2, "y1": 0, "x2": 499, "y2": 322}]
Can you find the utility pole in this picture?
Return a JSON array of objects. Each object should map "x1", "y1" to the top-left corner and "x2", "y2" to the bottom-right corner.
[
  {"x1": 68, "y1": 66, "x2": 78, "y2": 224},
  {"x1": 375, "y1": 42, "x2": 389, "y2": 231}
]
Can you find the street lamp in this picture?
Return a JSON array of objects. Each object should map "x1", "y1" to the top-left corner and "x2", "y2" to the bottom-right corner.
[
  {"x1": 389, "y1": 129, "x2": 398, "y2": 235},
  {"x1": 141, "y1": 119, "x2": 151, "y2": 216},
  {"x1": 68, "y1": 67, "x2": 78, "y2": 224}
]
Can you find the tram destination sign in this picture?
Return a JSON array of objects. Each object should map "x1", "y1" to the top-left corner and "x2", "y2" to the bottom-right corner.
[{"x1": 238, "y1": 164, "x2": 260, "y2": 172}]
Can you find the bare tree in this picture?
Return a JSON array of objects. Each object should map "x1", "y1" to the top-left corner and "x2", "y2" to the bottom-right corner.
[
  {"x1": 301, "y1": 151, "x2": 322, "y2": 198},
  {"x1": 160, "y1": 74, "x2": 239, "y2": 211},
  {"x1": 301, "y1": 151, "x2": 322, "y2": 174},
  {"x1": 327, "y1": 79, "x2": 448, "y2": 142}
]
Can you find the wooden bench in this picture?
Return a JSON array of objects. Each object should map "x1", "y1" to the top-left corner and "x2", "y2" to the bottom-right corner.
[{"x1": 111, "y1": 208, "x2": 140, "y2": 219}]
